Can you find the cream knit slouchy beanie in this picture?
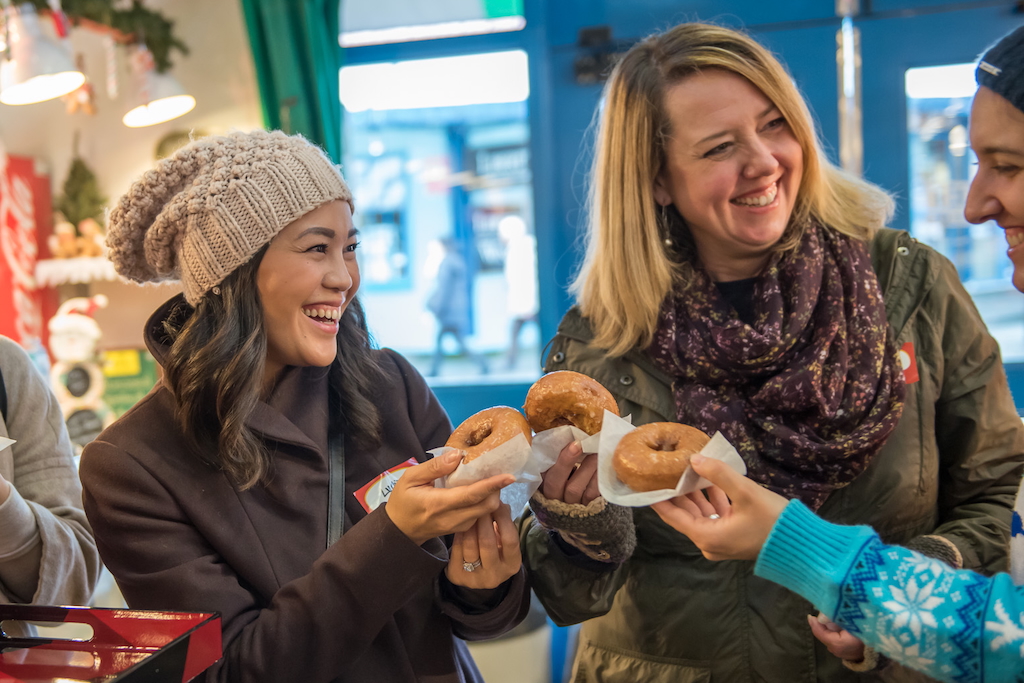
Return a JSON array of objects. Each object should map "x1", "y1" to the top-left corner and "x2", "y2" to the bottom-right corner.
[{"x1": 106, "y1": 129, "x2": 353, "y2": 305}]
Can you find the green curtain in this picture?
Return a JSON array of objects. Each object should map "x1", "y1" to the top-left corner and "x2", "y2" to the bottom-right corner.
[{"x1": 238, "y1": 0, "x2": 343, "y2": 162}]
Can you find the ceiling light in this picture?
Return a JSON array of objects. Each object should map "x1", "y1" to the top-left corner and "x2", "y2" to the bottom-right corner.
[
  {"x1": 0, "y1": 3, "x2": 85, "y2": 105},
  {"x1": 122, "y1": 45, "x2": 195, "y2": 128}
]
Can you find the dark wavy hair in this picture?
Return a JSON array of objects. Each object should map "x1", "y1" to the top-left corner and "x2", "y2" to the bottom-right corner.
[{"x1": 160, "y1": 247, "x2": 383, "y2": 489}]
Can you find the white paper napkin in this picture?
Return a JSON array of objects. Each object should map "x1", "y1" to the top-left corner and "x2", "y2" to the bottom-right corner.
[
  {"x1": 529, "y1": 413, "x2": 631, "y2": 475},
  {"x1": 430, "y1": 431, "x2": 538, "y2": 514},
  {"x1": 530, "y1": 425, "x2": 587, "y2": 471},
  {"x1": 596, "y1": 411, "x2": 746, "y2": 506}
]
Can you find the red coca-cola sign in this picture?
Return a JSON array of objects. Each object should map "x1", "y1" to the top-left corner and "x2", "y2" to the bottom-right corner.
[{"x1": 0, "y1": 148, "x2": 56, "y2": 347}]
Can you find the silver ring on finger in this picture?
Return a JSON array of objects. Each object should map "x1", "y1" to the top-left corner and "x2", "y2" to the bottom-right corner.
[
  {"x1": 462, "y1": 559, "x2": 482, "y2": 572},
  {"x1": 708, "y1": 514, "x2": 721, "y2": 520}
]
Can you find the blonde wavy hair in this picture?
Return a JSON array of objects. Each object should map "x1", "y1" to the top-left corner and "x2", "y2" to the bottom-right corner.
[{"x1": 573, "y1": 22, "x2": 894, "y2": 356}]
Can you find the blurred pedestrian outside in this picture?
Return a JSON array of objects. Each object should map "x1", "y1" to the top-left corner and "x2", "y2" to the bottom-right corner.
[
  {"x1": 499, "y1": 216, "x2": 539, "y2": 371},
  {"x1": 427, "y1": 237, "x2": 489, "y2": 377}
]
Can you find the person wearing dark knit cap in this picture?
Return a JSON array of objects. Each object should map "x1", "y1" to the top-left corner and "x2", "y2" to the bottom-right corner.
[
  {"x1": 79, "y1": 129, "x2": 528, "y2": 683},
  {"x1": 652, "y1": 24, "x2": 1024, "y2": 683}
]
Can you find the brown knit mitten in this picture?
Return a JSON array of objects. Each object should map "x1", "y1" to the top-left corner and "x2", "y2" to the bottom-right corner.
[
  {"x1": 842, "y1": 646, "x2": 886, "y2": 673},
  {"x1": 905, "y1": 534, "x2": 963, "y2": 569},
  {"x1": 529, "y1": 490, "x2": 636, "y2": 564}
]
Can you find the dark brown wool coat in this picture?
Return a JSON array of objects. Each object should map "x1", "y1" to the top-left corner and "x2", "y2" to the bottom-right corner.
[{"x1": 81, "y1": 298, "x2": 529, "y2": 682}]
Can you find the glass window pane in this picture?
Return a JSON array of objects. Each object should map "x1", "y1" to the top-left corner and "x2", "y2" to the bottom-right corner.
[
  {"x1": 342, "y1": 51, "x2": 540, "y2": 385},
  {"x1": 340, "y1": 0, "x2": 525, "y2": 47},
  {"x1": 906, "y1": 64, "x2": 1024, "y2": 361}
]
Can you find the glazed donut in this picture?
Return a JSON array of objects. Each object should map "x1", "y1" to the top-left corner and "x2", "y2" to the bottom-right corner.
[
  {"x1": 612, "y1": 422, "x2": 710, "y2": 492},
  {"x1": 523, "y1": 371, "x2": 619, "y2": 435},
  {"x1": 446, "y1": 406, "x2": 532, "y2": 462}
]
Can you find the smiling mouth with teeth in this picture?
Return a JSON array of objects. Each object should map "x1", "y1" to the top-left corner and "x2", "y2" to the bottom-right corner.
[
  {"x1": 1008, "y1": 231, "x2": 1024, "y2": 249},
  {"x1": 303, "y1": 308, "x2": 340, "y2": 323},
  {"x1": 733, "y1": 183, "x2": 778, "y2": 207}
]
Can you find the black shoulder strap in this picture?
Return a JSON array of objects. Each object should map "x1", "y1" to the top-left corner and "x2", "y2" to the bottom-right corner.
[
  {"x1": 0, "y1": 364, "x2": 7, "y2": 423},
  {"x1": 326, "y1": 385, "x2": 345, "y2": 548}
]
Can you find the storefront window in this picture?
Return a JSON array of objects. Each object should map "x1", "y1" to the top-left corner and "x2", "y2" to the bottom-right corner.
[
  {"x1": 906, "y1": 64, "x2": 1024, "y2": 361},
  {"x1": 341, "y1": 50, "x2": 540, "y2": 384}
]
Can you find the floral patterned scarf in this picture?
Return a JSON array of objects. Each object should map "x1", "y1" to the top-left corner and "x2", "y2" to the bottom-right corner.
[{"x1": 648, "y1": 224, "x2": 905, "y2": 510}]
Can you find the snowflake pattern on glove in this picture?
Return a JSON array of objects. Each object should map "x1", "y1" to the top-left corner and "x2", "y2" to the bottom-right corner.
[{"x1": 987, "y1": 600, "x2": 1024, "y2": 657}]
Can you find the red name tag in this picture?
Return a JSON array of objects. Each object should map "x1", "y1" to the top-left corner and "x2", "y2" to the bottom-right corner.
[
  {"x1": 900, "y1": 342, "x2": 919, "y2": 384},
  {"x1": 354, "y1": 458, "x2": 419, "y2": 514}
]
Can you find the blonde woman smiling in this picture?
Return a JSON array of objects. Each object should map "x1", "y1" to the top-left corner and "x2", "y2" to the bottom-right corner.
[{"x1": 520, "y1": 22, "x2": 1024, "y2": 682}]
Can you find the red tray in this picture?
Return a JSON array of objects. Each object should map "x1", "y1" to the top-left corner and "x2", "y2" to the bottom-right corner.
[{"x1": 0, "y1": 605, "x2": 221, "y2": 682}]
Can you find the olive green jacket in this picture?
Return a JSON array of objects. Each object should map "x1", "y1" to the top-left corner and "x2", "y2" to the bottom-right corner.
[{"x1": 520, "y1": 228, "x2": 1024, "y2": 682}]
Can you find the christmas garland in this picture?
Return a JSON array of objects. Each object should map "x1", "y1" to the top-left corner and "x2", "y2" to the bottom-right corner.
[{"x1": 22, "y1": 0, "x2": 188, "y2": 72}]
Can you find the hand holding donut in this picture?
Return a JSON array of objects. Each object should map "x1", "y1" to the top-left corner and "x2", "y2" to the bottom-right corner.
[
  {"x1": 526, "y1": 371, "x2": 618, "y2": 507},
  {"x1": 540, "y1": 440, "x2": 601, "y2": 505},
  {"x1": 445, "y1": 406, "x2": 531, "y2": 462},
  {"x1": 523, "y1": 371, "x2": 618, "y2": 435},
  {"x1": 613, "y1": 422, "x2": 710, "y2": 492},
  {"x1": 387, "y1": 453, "x2": 514, "y2": 546},
  {"x1": 445, "y1": 502, "x2": 522, "y2": 589}
]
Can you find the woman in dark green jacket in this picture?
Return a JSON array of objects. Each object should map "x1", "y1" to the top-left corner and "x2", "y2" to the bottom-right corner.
[{"x1": 519, "y1": 22, "x2": 1024, "y2": 682}]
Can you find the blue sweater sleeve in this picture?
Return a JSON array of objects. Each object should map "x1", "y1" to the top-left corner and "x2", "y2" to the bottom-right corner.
[{"x1": 755, "y1": 500, "x2": 1024, "y2": 683}]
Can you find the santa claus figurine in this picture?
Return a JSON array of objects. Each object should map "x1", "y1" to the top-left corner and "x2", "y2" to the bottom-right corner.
[{"x1": 48, "y1": 294, "x2": 113, "y2": 455}]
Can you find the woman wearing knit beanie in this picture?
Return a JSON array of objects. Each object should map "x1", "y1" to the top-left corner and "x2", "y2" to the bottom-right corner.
[
  {"x1": 79, "y1": 130, "x2": 528, "y2": 682},
  {"x1": 652, "y1": 24, "x2": 1024, "y2": 683}
]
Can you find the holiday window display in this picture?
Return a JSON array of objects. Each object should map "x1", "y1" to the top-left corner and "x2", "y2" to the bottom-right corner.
[
  {"x1": 48, "y1": 219, "x2": 78, "y2": 258},
  {"x1": 76, "y1": 217, "x2": 104, "y2": 256},
  {"x1": 48, "y1": 295, "x2": 114, "y2": 454},
  {"x1": 47, "y1": 155, "x2": 107, "y2": 259}
]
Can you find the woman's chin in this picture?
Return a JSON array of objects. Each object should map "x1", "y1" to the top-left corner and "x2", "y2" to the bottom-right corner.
[
  {"x1": 733, "y1": 221, "x2": 788, "y2": 251},
  {"x1": 297, "y1": 347, "x2": 339, "y2": 369},
  {"x1": 1013, "y1": 270, "x2": 1024, "y2": 295}
]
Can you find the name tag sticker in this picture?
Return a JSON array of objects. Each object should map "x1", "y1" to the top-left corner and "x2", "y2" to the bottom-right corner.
[
  {"x1": 354, "y1": 458, "x2": 419, "y2": 513},
  {"x1": 900, "y1": 342, "x2": 919, "y2": 385}
]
